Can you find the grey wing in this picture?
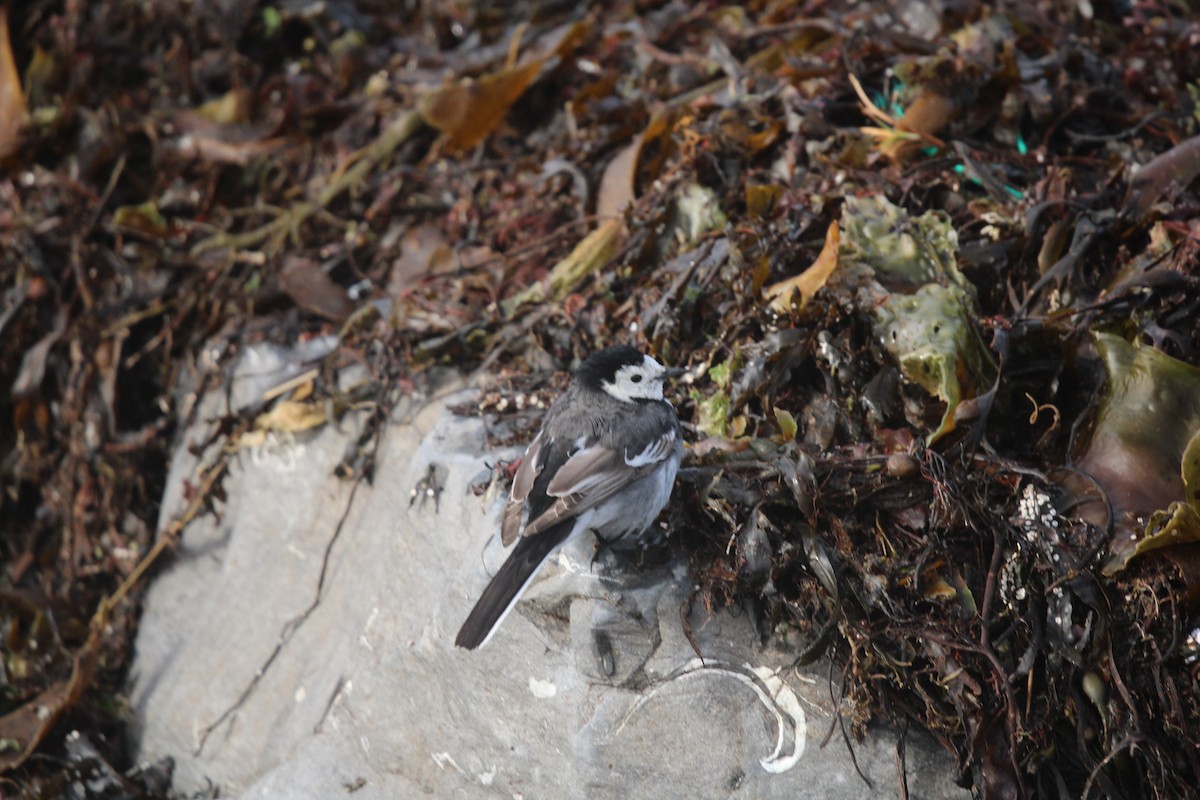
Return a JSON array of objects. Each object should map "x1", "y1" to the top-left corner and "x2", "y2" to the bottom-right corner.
[
  {"x1": 501, "y1": 430, "x2": 544, "y2": 546},
  {"x1": 523, "y1": 429, "x2": 679, "y2": 538}
]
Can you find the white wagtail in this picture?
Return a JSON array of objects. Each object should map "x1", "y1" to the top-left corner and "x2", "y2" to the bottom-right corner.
[{"x1": 455, "y1": 344, "x2": 685, "y2": 649}]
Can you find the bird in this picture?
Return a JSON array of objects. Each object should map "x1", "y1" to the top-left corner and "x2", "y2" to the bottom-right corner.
[{"x1": 455, "y1": 344, "x2": 685, "y2": 649}]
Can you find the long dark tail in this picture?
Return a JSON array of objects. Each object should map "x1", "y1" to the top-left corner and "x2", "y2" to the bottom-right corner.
[{"x1": 455, "y1": 525, "x2": 571, "y2": 649}]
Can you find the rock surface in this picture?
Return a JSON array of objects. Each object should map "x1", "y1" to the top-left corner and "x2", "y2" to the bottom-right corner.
[{"x1": 130, "y1": 345, "x2": 970, "y2": 799}]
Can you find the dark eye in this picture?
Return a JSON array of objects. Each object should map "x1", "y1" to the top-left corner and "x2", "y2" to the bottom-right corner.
[{"x1": 631, "y1": 374, "x2": 643, "y2": 383}]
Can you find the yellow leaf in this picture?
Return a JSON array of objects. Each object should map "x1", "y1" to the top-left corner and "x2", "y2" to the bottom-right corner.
[
  {"x1": 501, "y1": 130, "x2": 645, "y2": 317},
  {"x1": 194, "y1": 88, "x2": 252, "y2": 125},
  {"x1": 501, "y1": 217, "x2": 623, "y2": 318},
  {"x1": 746, "y1": 183, "x2": 783, "y2": 218},
  {"x1": 420, "y1": 59, "x2": 542, "y2": 153},
  {"x1": 1184, "y1": 428, "x2": 1200, "y2": 508},
  {"x1": 596, "y1": 133, "x2": 641, "y2": 220},
  {"x1": 0, "y1": 6, "x2": 27, "y2": 161},
  {"x1": 774, "y1": 408, "x2": 797, "y2": 442},
  {"x1": 880, "y1": 90, "x2": 955, "y2": 160},
  {"x1": 922, "y1": 574, "x2": 957, "y2": 601},
  {"x1": 1102, "y1": 502, "x2": 1200, "y2": 577},
  {"x1": 254, "y1": 399, "x2": 328, "y2": 433},
  {"x1": 113, "y1": 201, "x2": 169, "y2": 238},
  {"x1": 763, "y1": 220, "x2": 840, "y2": 312},
  {"x1": 419, "y1": 20, "x2": 587, "y2": 154}
]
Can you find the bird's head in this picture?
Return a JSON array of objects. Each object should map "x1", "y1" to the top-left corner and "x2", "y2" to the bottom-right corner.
[{"x1": 574, "y1": 345, "x2": 683, "y2": 403}]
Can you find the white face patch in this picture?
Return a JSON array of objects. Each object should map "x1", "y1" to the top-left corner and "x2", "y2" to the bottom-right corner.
[{"x1": 603, "y1": 354, "x2": 666, "y2": 403}]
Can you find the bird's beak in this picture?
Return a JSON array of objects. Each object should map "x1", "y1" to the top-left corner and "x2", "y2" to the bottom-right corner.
[{"x1": 662, "y1": 366, "x2": 688, "y2": 380}]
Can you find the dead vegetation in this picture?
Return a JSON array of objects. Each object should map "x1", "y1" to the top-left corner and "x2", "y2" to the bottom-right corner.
[{"x1": 2, "y1": 1, "x2": 1200, "y2": 797}]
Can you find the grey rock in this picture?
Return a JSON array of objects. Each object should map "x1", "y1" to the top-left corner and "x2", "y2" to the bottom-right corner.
[{"x1": 130, "y1": 347, "x2": 970, "y2": 799}]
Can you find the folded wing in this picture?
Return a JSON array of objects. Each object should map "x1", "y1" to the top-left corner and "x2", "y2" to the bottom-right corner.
[{"x1": 523, "y1": 429, "x2": 678, "y2": 538}]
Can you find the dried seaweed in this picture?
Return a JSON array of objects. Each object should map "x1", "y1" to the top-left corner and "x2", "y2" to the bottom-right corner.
[{"x1": 2, "y1": 0, "x2": 1200, "y2": 797}]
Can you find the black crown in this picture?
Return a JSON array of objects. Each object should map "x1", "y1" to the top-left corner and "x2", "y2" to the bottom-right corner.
[{"x1": 574, "y1": 345, "x2": 646, "y2": 390}]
